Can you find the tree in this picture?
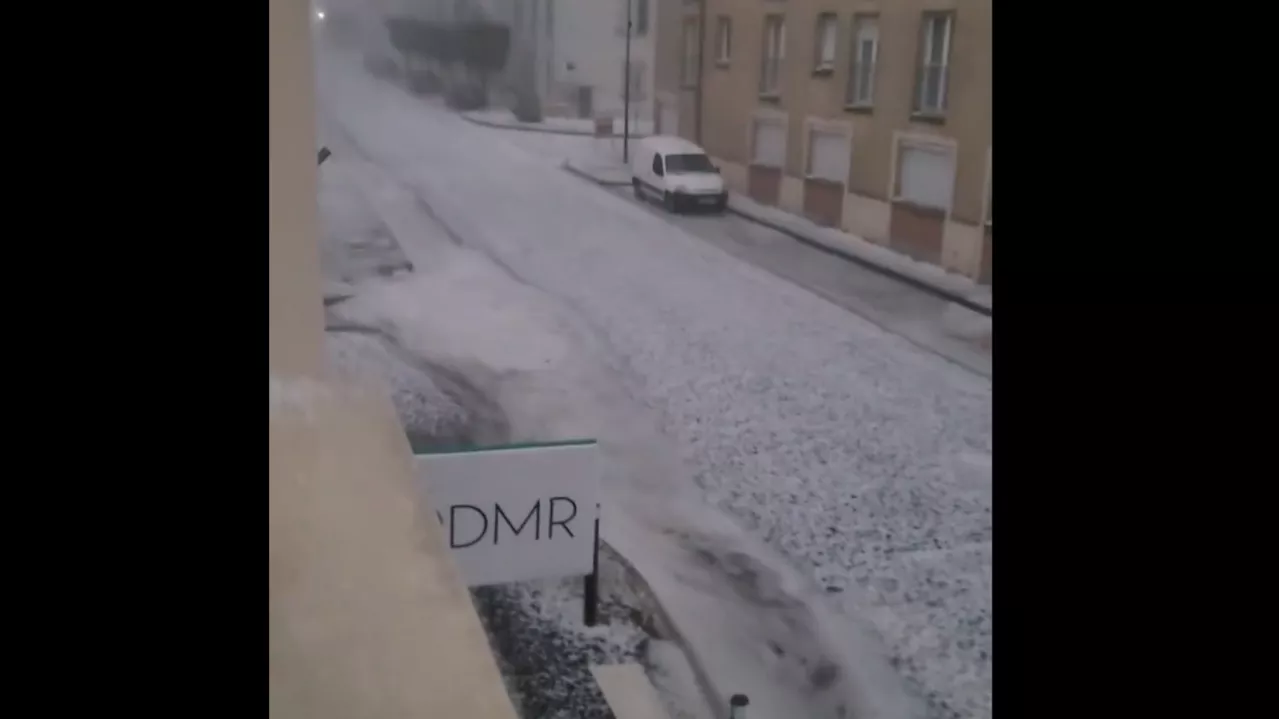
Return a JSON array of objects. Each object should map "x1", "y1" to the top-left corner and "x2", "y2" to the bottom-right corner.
[{"x1": 421, "y1": 21, "x2": 459, "y2": 66}]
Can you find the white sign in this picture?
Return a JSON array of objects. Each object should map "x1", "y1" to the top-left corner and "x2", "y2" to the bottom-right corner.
[{"x1": 414, "y1": 441, "x2": 601, "y2": 588}]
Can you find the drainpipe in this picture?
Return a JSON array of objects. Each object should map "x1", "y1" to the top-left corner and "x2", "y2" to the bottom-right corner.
[{"x1": 694, "y1": 0, "x2": 706, "y2": 144}]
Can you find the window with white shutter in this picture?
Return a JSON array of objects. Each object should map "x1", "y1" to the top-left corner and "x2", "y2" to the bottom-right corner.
[
  {"x1": 806, "y1": 131, "x2": 849, "y2": 183},
  {"x1": 752, "y1": 119, "x2": 786, "y2": 168},
  {"x1": 896, "y1": 143, "x2": 955, "y2": 210}
]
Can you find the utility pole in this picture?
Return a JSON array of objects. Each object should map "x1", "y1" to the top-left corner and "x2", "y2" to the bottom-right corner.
[{"x1": 623, "y1": 0, "x2": 632, "y2": 162}]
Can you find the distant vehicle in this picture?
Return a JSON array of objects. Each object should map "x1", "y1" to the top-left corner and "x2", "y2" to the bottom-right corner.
[{"x1": 630, "y1": 136, "x2": 727, "y2": 214}]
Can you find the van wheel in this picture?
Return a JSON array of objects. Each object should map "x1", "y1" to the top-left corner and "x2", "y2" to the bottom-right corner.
[
  {"x1": 632, "y1": 178, "x2": 643, "y2": 200},
  {"x1": 663, "y1": 191, "x2": 678, "y2": 213}
]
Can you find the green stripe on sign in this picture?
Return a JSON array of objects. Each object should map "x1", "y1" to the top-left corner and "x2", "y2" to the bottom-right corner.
[{"x1": 412, "y1": 438, "x2": 598, "y2": 456}]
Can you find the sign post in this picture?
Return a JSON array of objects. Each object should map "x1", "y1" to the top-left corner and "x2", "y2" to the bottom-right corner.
[
  {"x1": 414, "y1": 440, "x2": 602, "y2": 623},
  {"x1": 583, "y1": 509, "x2": 601, "y2": 626}
]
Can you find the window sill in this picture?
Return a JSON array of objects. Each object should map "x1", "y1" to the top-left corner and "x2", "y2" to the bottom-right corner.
[
  {"x1": 910, "y1": 112, "x2": 946, "y2": 125},
  {"x1": 891, "y1": 199, "x2": 947, "y2": 218},
  {"x1": 843, "y1": 104, "x2": 873, "y2": 115},
  {"x1": 803, "y1": 175, "x2": 844, "y2": 188},
  {"x1": 812, "y1": 65, "x2": 835, "y2": 77}
]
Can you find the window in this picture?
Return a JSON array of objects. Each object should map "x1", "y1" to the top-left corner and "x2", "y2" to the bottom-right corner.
[
  {"x1": 665, "y1": 153, "x2": 715, "y2": 174},
  {"x1": 814, "y1": 13, "x2": 837, "y2": 71},
  {"x1": 681, "y1": 19, "x2": 700, "y2": 87},
  {"x1": 807, "y1": 129, "x2": 850, "y2": 183},
  {"x1": 652, "y1": 153, "x2": 665, "y2": 176},
  {"x1": 715, "y1": 16, "x2": 732, "y2": 65},
  {"x1": 915, "y1": 12, "x2": 953, "y2": 115},
  {"x1": 895, "y1": 141, "x2": 955, "y2": 210},
  {"x1": 636, "y1": 0, "x2": 649, "y2": 36},
  {"x1": 846, "y1": 15, "x2": 878, "y2": 107},
  {"x1": 760, "y1": 15, "x2": 785, "y2": 96},
  {"x1": 617, "y1": 0, "x2": 648, "y2": 36},
  {"x1": 751, "y1": 117, "x2": 786, "y2": 168}
]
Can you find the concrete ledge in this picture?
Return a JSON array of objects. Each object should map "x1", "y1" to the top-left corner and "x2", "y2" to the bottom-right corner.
[
  {"x1": 562, "y1": 160, "x2": 632, "y2": 187},
  {"x1": 270, "y1": 375, "x2": 517, "y2": 719},
  {"x1": 603, "y1": 541, "x2": 725, "y2": 719},
  {"x1": 592, "y1": 663, "x2": 673, "y2": 719}
]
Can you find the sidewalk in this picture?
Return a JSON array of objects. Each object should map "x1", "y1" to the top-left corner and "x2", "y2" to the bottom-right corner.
[
  {"x1": 564, "y1": 157, "x2": 992, "y2": 317},
  {"x1": 463, "y1": 108, "x2": 654, "y2": 137}
]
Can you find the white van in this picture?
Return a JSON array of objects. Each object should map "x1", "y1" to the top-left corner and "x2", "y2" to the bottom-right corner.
[{"x1": 630, "y1": 136, "x2": 727, "y2": 214}]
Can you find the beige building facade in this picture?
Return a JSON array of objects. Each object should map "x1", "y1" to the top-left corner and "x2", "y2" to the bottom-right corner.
[
  {"x1": 655, "y1": 0, "x2": 991, "y2": 283},
  {"x1": 270, "y1": 1, "x2": 517, "y2": 717}
]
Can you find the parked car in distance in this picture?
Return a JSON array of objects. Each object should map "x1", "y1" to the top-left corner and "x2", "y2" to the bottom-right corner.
[{"x1": 630, "y1": 136, "x2": 727, "y2": 214}]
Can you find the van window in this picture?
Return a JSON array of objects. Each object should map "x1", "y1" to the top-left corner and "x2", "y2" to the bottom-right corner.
[
  {"x1": 664, "y1": 153, "x2": 715, "y2": 174},
  {"x1": 651, "y1": 153, "x2": 664, "y2": 176}
]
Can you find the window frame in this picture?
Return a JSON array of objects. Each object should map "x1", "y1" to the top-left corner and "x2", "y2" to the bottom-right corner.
[
  {"x1": 804, "y1": 120, "x2": 852, "y2": 185},
  {"x1": 714, "y1": 16, "x2": 732, "y2": 66},
  {"x1": 845, "y1": 14, "x2": 879, "y2": 109},
  {"x1": 890, "y1": 134, "x2": 958, "y2": 213},
  {"x1": 814, "y1": 13, "x2": 838, "y2": 73},
  {"x1": 750, "y1": 114, "x2": 787, "y2": 169},
  {"x1": 759, "y1": 14, "x2": 786, "y2": 98},
  {"x1": 635, "y1": 0, "x2": 649, "y2": 36},
  {"x1": 913, "y1": 11, "x2": 954, "y2": 117}
]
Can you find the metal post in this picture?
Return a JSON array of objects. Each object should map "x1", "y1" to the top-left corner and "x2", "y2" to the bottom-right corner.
[
  {"x1": 623, "y1": 0, "x2": 632, "y2": 162},
  {"x1": 694, "y1": 0, "x2": 706, "y2": 145},
  {"x1": 583, "y1": 507, "x2": 601, "y2": 626},
  {"x1": 729, "y1": 694, "x2": 749, "y2": 719}
]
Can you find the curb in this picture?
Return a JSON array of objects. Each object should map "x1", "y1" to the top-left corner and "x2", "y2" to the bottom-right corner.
[
  {"x1": 461, "y1": 112, "x2": 652, "y2": 139},
  {"x1": 561, "y1": 161, "x2": 632, "y2": 188},
  {"x1": 560, "y1": 160, "x2": 992, "y2": 318},
  {"x1": 600, "y1": 541, "x2": 730, "y2": 719},
  {"x1": 724, "y1": 204, "x2": 992, "y2": 317}
]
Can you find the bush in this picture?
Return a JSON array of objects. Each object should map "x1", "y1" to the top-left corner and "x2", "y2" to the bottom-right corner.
[{"x1": 456, "y1": 22, "x2": 510, "y2": 77}]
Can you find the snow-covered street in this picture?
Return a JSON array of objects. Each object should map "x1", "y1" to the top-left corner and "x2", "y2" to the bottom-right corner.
[{"x1": 316, "y1": 50, "x2": 991, "y2": 719}]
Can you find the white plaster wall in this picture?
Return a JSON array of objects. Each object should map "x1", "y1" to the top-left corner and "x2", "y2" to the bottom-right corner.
[
  {"x1": 716, "y1": 158, "x2": 748, "y2": 194},
  {"x1": 550, "y1": 0, "x2": 653, "y2": 119},
  {"x1": 842, "y1": 193, "x2": 892, "y2": 247},
  {"x1": 779, "y1": 176, "x2": 805, "y2": 214}
]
